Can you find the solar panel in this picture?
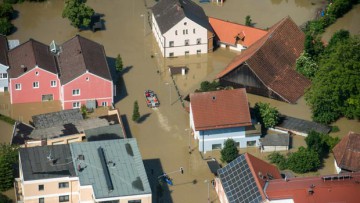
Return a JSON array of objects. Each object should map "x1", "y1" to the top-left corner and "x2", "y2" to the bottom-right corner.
[{"x1": 218, "y1": 155, "x2": 263, "y2": 203}]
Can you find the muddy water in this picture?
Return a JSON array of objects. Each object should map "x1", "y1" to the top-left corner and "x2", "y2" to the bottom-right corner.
[
  {"x1": 200, "y1": 0, "x2": 325, "y2": 28},
  {"x1": 2, "y1": 0, "x2": 358, "y2": 202},
  {"x1": 322, "y1": 4, "x2": 360, "y2": 42}
]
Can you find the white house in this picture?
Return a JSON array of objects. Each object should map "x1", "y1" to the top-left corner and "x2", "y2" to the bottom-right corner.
[
  {"x1": 151, "y1": 0, "x2": 214, "y2": 57},
  {"x1": 189, "y1": 88, "x2": 261, "y2": 153}
]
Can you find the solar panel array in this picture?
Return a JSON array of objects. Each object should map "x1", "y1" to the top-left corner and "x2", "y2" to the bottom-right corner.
[{"x1": 218, "y1": 155, "x2": 263, "y2": 203}]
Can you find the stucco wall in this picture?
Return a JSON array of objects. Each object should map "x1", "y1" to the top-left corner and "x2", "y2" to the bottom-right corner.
[
  {"x1": 0, "y1": 64, "x2": 9, "y2": 91},
  {"x1": 9, "y1": 67, "x2": 60, "y2": 104},
  {"x1": 261, "y1": 146, "x2": 288, "y2": 152},
  {"x1": 198, "y1": 127, "x2": 260, "y2": 152},
  {"x1": 215, "y1": 178, "x2": 228, "y2": 203},
  {"x1": 163, "y1": 18, "x2": 208, "y2": 57},
  {"x1": 22, "y1": 178, "x2": 79, "y2": 203},
  {"x1": 62, "y1": 72, "x2": 113, "y2": 109}
]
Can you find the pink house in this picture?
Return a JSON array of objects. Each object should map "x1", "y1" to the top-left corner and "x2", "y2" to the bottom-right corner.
[
  {"x1": 7, "y1": 35, "x2": 113, "y2": 109},
  {"x1": 57, "y1": 36, "x2": 113, "y2": 109},
  {"x1": 8, "y1": 39, "x2": 61, "y2": 104}
]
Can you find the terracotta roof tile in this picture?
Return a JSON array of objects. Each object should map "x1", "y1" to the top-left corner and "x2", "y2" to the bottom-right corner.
[
  {"x1": 8, "y1": 39, "x2": 57, "y2": 78},
  {"x1": 216, "y1": 16, "x2": 310, "y2": 103},
  {"x1": 245, "y1": 153, "x2": 282, "y2": 198},
  {"x1": 190, "y1": 88, "x2": 251, "y2": 131},
  {"x1": 333, "y1": 131, "x2": 360, "y2": 172},
  {"x1": 209, "y1": 17, "x2": 267, "y2": 47},
  {"x1": 266, "y1": 173, "x2": 360, "y2": 203},
  {"x1": 57, "y1": 35, "x2": 111, "y2": 84}
]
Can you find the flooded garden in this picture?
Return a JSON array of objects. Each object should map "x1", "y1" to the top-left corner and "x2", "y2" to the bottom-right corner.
[{"x1": 0, "y1": 0, "x2": 359, "y2": 202}]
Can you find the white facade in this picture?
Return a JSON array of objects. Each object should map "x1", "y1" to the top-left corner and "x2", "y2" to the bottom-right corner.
[
  {"x1": 219, "y1": 42, "x2": 247, "y2": 52},
  {"x1": 334, "y1": 159, "x2": 342, "y2": 174},
  {"x1": 190, "y1": 104, "x2": 260, "y2": 153},
  {"x1": 152, "y1": 14, "x2": 210, "y2": 57},
  {"x1": 0, "y1": 63, "x2": 9, "y2": 92}
]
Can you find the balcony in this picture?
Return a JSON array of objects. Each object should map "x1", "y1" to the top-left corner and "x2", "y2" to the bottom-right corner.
[{"x1": 14, "y1": 178, "x2": 23, "y2": 203}]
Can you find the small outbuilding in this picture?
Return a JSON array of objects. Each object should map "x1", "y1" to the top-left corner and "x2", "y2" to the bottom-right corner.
[{"x1": 260, "y1": 133, "x2": 290, "y2": 152}]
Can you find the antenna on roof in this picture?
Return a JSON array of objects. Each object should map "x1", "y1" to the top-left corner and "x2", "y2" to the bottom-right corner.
[{"x1": 50, "y1": 40, "x2": 60, "y2": 54}]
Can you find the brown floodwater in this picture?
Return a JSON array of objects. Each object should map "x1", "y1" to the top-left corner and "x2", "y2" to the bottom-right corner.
[
  {"x1": 0, "y1": 0, "x2": 358, "y2": 202},
  {"x1": 322, "y1": 4, "x2": 360, "y2": 42}
]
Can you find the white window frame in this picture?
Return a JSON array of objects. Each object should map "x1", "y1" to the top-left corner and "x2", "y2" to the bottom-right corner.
[
  {"x1": 185, "y1": 39, "x2": 189, "y2": 46},
  {"x1": 169, "y1": 41, "x2": 174, "y2": 47},
  {"x1": 101, "y1": 101, "x2": 108, "y2": 107},
  {"x1": 72, "y1": 89, "x2": 80, "y2": 96},
  {"x1": 58, "y1": 182, "x2": 69, "y2": 189},
  {"x1": 33, "y1": 81, "x2": 39, "y2": 88},
  {"x1": 197, "y1": 50, "x2": 201, "y2": 54},
  {"x1": 193, "y1": 28, "x2": 196, "y2": 34},
  {"x1": 197, "y1": 38, "x2": 201, "y2": 45},
  {"x1": 0, "y1": 73, "x2": 7, "y2": 79},
  {"x1": 39, "y1": 197, "x2": 44, "y2": 203},
  {"x1": 59, "y1": 195, "x2": 69, "y2": 202},
  {"x1": 169, "y1": 52, "x2": 174, "y2": 57},
  {"x1": 185, "y1": 51, "x2": 189, "y2": 56},
  {"x1": 72, "y1": 102, "x2": 80, "y2": 109},
  {"x1": 15, "y1": 83, "x2": 21, "y2": 90},
  {"x1": 50, "y1": 80, "x2": 57, "y2": 87}
]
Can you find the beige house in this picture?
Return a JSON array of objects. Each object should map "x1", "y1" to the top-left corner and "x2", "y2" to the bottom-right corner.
[{"x1": 16, "y1": 139, "x2": 152, "y2": 203}]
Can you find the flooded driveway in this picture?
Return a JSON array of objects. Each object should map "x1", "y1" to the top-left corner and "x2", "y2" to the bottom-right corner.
[{"x1": 0, "y1": 0, "x2": 358, "y2": 202}]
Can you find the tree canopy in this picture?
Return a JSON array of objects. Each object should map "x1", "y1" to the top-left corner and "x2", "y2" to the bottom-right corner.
[
  {"x1": 305, "y1": 34, "x2": 360, "y2": 124},
  {"x1": 62, "y1": 0, "x2": 94, "y2": 29},
  {"x1": 0, "y1": 144, "x2": 19, "y2": 192},
  {"x1": 296, "y1": 51, "x2": 319, "y2": 79},
  {"x1": 115, "y1": 54, "x2": 123, "y2": 72},
  {"x1": 220, "y1": 139, "x2": 239, "y2": 163},
  {"x1": 286, "y1": 147, "x2": 321, "y2": 173},
  {"x1": 132, "y1": 100, "x2": 140, "y2": 122},
  {"x1": 254, "y1": 102, "x2": 280, "y2": 128}
]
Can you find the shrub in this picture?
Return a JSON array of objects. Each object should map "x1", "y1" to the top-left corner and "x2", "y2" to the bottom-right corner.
[
  {"x1": 268, "y1": 152, "x2": 287, "y2": 170},
  {"x1": 254, "y1": 102, "x2": 280, "y2": 128},
  {"x1": 287, "y1": 147, "x2": 321, "y2": 173},
  {"x1": 132, "y1": 101, "x2": 140, "y2": 122},
  {"x1": 220, "y1": 139, "x2": 239, "y2": 163}
]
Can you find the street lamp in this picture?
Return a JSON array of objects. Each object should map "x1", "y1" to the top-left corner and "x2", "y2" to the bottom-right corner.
[
  {"x1": 164, "y1": 82, "x2": 172, "y2": 104},
  {"x1": 204, "y1": 179, "x2": 210, "y2": 203},
  {"x1": 140, "y1": 14, "x2": 146, "y2": 36}
]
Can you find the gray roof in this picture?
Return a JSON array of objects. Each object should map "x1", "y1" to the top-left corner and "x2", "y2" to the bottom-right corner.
[
  {"x1": 7, "y1": 39, "x2": 57, "y2": 78},
  {"x1": 70, "y1": 139, "x2": 151, "y2": 199},
  {"x1": 260, "y1": 133, "x2": 289, "y2": 146},
  {"x1": 32, "y1": 109, "x2": 83, "y2": 129},
  {"x1": 152, "y1": 0, "x2": 213, "y2": 34},
  {"x1": 276, "y1": 116, "x2": 331, "y2": 134},
  {"x1": 217, "y1": 155, "x2": 263, "y2": 203},
  {"x1": 12, "y1": 122, "x2": 34, "y2": 145},
  {"x1": 29, "y1": 117, "x2": 110, "y2": 140},
  {"x1": 57, "y1": 35, "x2": 112, "y2": 84},
  {"x1": 85, "y1": 124, "x2": 125, "y2": 141},
  {"x1": 19, "y1": 144, "x2": 76, "y2": 181}
]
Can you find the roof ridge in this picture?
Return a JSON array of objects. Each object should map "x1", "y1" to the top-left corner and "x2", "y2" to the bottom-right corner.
[
  {"x1": 245, "y1": 153, "x2": 267, "y2": 200},
  {"x1": 76, "y1": 35, "x2": 88, "y2": 72},
  {"x1": 208, "y1": 16, "x2": 268, "y2": 32}
]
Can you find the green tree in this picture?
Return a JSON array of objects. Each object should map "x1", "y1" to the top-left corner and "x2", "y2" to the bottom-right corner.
[
  {"x1": 305, "y1": 35, "x2": 360, "y2": 123},
  {"x1": 254, "y1": 102, "x2": 280, "y2": 128},
  {"x1": 327, "y1": 29, "x2": 350, "y2": 47},
  {"x1": 198, "y1": 81, "x2": 220, "y2": 92},
  {"x1": 305, "y1": 131, "x2": 329, "y2": 159},
  {"x1": 295, "y1": 51, "x2": 319, "y2": 79},
  {"x1": 0, "y1": 144, "x2": 19, "y2": 192},
  {"x1": 245, "y1": 15, "x2": 252, "y2": 26},
  {"x1": 286, "y1": 147, "x2": 321, "y2": 173},
  {"x1": 268, "y1": 152, "x2": 287, "y2": 170},
  {"x1": 132, "y1": 100, "x2": 140, "y2": 122},
  {"x1": 304, "y1": 34, "x2": 324, "y2": 60},
  {"x1": 220, "y1": 139, "x2": 239, "y2": 163},
  {"x1": 115, "y1": 54, "x2": 123, "y2": 72},
  {"x1": 62, "y1": 0, "x2": 94, "y2": 29},
  {"x1": 0, "y1": 18, "x2": 13, "y2": 35},
  {"x1": 0, "y1": 193, "x2": 12, "y2": 203},
  {"x1": 0, "y1": 3, "x2": 14, "y2": 19}
]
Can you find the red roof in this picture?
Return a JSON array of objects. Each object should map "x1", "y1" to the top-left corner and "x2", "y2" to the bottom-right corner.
[
  {"x1": 266, "y1": 173, "x2": 360, "y2": 203},
  {"x1": 245, "y1": 153, "x2": 282, "y2": 199},
  {"x1": 209, "y1": 17, "x2": 267, "y2": 47},
  {"x1": 190, "y1": 88, "x2": 251, "y2": 131},
  {"x1": 333, "y1": 131, "x2": 360, "y2": 172},
  {"x1": 216, "y1": 16, "x2": 310, "y2": 103}
]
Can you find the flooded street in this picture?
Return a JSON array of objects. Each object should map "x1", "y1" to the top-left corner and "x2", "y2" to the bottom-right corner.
[
  {"x1": 0, "y1": 0, "x2": 358, "y2": 202},
  {"x1": 322, "y1": 4, "x2": 360, "y2": 42}
]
